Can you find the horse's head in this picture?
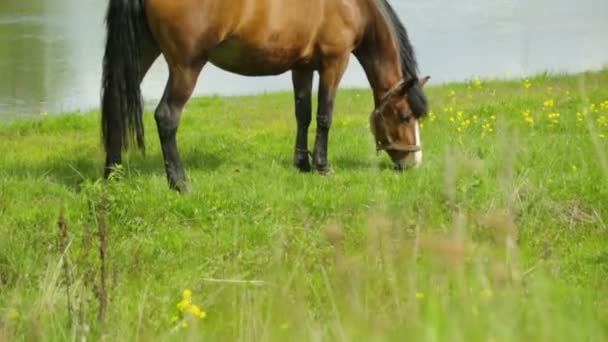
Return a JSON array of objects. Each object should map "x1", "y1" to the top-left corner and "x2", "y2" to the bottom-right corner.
[{"x1": 370, "y1": 76, "x2": 430, "y2": 170}]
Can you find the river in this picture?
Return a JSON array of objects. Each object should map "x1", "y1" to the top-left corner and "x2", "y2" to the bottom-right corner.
[{"x1": 1, "y1": 0, "x2": 607, "y2": 120}]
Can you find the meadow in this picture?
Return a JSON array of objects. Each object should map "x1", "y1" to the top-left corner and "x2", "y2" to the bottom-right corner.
[{"x1": 0, "y1": 70, "x2": 607, "y2": 341}]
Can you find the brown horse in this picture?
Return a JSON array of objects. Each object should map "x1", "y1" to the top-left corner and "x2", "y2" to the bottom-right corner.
[{"x1": 102, "y1": 0, "x2": 429, "y2": 191}]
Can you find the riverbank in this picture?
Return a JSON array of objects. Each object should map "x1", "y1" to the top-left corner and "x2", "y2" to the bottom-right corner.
[{"x1": 1, "y1": 70, "x2": 607, "y2": 340}]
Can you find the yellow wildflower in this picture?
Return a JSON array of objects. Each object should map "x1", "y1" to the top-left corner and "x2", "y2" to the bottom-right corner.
[
  {"x1": 473, "y1": 76, "x2": 482, "y2": 88},
  {"x1": 189, "y1": 304, "x2": 207, "y2": 320},
  {"x1": 177, "y1": 299, "x2": 190, "y2": 312},
  {"x1": 171, "y1": 316, "x2": 180, "y2": 323},
  {"x1": 543, "y1": 99, "x2": 554, "y2": 108},
  {"x1": 457, "y1": 111, "x2": 463, "y2": 119},
  {"x1": 181, "y1": 322, "x2": 189, "y2": 329},
  {"x1": 480, "y1": 289, "x2": 494, "y2": 299},
  {"x1": 490, "y1": 115, "x2": 496, "y2": 121},
  {"x1": 523, "y1": 78, "x2": 532, "y2": 89},
  {"x1": 600, "y1": 134, "x2": 606, "y2": 139},
  {"x1": 449, "y1": 117, "x2": 455, "y2": 123},
  {"x1": 548, "y1": 112, "x2": 560, "y2": 124},
  {"x1": 415, "y1": 292, "x2": 425, "y2": 300},
  {"x1": 448, "y1": 90, "x2": 456, "y2": 98},
  {"x1": 8, "y1": 310, "x2": 20, "y2": 321},
  {"x1": 182, "y1": 289, "x2": 192, "y2": 300},
  {"x1": 590, "y1": 103, "x2": 597, "y2": 112},
  {"x1": 571, "y1": 165, "x2": 578, "y2": 172}
]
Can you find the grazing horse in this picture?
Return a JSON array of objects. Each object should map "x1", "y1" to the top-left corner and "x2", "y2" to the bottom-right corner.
[{"x1": 102, "y1": 0, "x2": 429, "y2": 192}]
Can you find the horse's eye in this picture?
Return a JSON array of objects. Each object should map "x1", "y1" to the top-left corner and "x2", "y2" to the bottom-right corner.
[{"x1": 399, "y1": 113, "x2": 411, "y2": 124}]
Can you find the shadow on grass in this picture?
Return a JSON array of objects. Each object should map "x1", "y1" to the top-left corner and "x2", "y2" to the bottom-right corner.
[{"x1": 1, "y1": 147, "x2": 225, "y2": 190}]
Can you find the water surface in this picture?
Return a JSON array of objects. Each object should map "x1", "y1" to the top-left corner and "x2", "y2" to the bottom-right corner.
[{"x1": 1, "y1": 0, "x2": 607, "y2": 120}]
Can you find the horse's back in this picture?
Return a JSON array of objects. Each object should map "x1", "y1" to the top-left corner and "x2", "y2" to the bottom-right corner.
[{"x1": 146, "y1": 0, "x2": 366, "y2": 75}]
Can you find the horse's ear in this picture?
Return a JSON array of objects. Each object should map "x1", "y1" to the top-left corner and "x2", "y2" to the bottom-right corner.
[
  {"x1": 419, "y1": 76, "x2": 431, "y2": 87},
  {"x1": 395, "y1": 78, "x2": 417, "y2": 97}
]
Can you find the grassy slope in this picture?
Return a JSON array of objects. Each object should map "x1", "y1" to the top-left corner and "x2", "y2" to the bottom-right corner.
[{"x1": 0, "y1": 70, "x2": 607, "y2": 340}]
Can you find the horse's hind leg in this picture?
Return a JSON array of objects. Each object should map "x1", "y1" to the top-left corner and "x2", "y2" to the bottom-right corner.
[
  {"x1": 292, "y1": 69, "x2": 314, "y2": 172},
  {"x1": 155, "y1": 62, "x2": 205, "y2": 192}
]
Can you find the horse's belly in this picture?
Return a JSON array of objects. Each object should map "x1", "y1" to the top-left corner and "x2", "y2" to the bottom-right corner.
[{"x1": 208, "y1": 38, "x2": 311, "y2": 76}]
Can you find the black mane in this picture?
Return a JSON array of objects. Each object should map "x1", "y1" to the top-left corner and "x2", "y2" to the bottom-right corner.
[{"x1": 377, "y1": 0, "x2": 428, "y2": 118}]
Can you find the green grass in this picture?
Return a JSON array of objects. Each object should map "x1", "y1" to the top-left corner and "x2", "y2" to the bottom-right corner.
[{"x1": 1, "y1": 70, "x2": 608, "y2": 341}]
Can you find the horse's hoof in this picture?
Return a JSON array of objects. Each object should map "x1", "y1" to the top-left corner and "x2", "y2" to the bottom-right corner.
[
  {"x1": 294, "y1": 149, "x2": 312, "y2": 172},
  {"x1": 170, "y1": 180, "x2": 191, "y2": 193},
  {"x1": 315, "y1": 164, "x2": 333, "y2": 175},
  {"x1": 295, "y1": 162, "x2": 312, "y2": 173}
]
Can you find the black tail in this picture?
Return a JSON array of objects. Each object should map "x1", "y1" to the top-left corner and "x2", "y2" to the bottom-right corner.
[{"x1": 101, "y1": 0, "x2": 148, "y2": 153}]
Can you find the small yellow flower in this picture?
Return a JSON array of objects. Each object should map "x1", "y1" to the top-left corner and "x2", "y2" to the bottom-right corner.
[
  {"x1": 448, "y1": 90, "x2": 456, "y2": 98},
  {"x1": 543, "y1": 99, "x2": 554, "y2": 108},
  {"x1": 473, "y1": 76, "x2": 483, "y2": 88},
  {"x1": 600, "y1": 134, "x2": 606, "y2": 139},
  {"x1": 480, "y1": 289, "x2": 494, "y2": 299},
  {"x1": 523, "y1": 79, "x2": 532, "y2": 89},
  {"x1": 189, "y1": 304, "x2": 207, "y2": 320},
  {"x1": 571, "y1": 165, "x2": 578, "y2": 172},
  {"x1": 457, "y1": 111, "x2": 464, "y2": 119},
  {"x1": 171, "y1": 315, "x2": 180, "y2": 323},
  {"x1": 280, "y1": 322, "x2": 290, "y2": 330},
  {"x1": 590, "y1": 103, "x2": 597, "y2": 112},
  {"x1": 415, "y1": 292, "x2": 425, "y2": 300},
  {"x1": 490, "y1": 115, "x2": 497, "y2": 121},
  {"x1": 182, "y1": 289, "x2": 192, "y2": 300},
  {"x1": 181, "y1": 322, "x2": 189, "y2": 329},
  {"x1": 449, "y1": 117, "x2": 455, "y2": 123},
  {"x1": 8, "y1": 310, "x2": 20, "y2": 321},
  {"x1": 177, "y1": 299, "x2": 190, "y2": 312}
]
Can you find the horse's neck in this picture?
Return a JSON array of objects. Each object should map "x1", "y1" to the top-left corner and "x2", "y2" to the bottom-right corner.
[{"x1": 355, "y1": 1, "x2": 403, "y2": 105}]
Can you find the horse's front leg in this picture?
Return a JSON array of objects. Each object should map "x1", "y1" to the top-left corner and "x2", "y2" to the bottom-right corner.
[
  {"x1": 292, "y1": 69, "x2": 314, "y2": 172},
  {"x1": 155, "y1": 62, "x2": 204, "y2": 192},
  {"x1": 313, "y1": 54, "x2": 350, "y2": 174}
]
